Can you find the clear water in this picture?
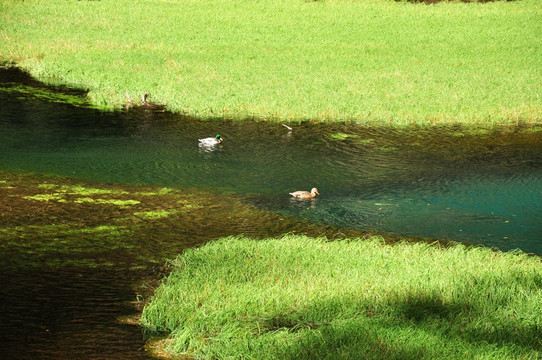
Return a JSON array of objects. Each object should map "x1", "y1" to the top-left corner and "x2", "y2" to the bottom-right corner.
[
  {"x1": 1, "y1": 68, "x2": 542, "y2": 359},
  {"x1": 1, "y1": 70, "x2": 541, "y2": 254}
]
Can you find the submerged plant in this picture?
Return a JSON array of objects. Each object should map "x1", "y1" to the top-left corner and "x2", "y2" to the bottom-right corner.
[{"x1": 1, "y1": 172, "x2": 372, "y2": 270}]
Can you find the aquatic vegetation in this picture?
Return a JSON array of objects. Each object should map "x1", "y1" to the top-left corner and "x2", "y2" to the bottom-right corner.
[
  {"x1": 68, "y1": 186, "x2": 128, "y2": 196},
  {"x1": 73, "y1": 197, "x2": 141, "y2": 207},
  {"x1": 329, "y1": 132, "x2": 359, "y2": 141},
  {"x1": 137, "y1": 188, "x2": 175, "y2": 196},
  {"x1": 141, "y1": 235, "x2": 542, "y2": 360},
  {"x1": 23, "y1": 184, "x2": 141, "y2": 207},
  {"x1": 376, "y1": 146, "x2": 399, "y2": 152},
  {"x1": 357, "y1": 138, "x2": 374, "y2": 145},
  {"x1": 133, "y1": 210, "x2": 177, "y2": 220},
  {"x1": 0, "y1": 172, "x2": 373, "y2": 270},
  {"x1": 452, "y1": 128, "x2": 492, "y2": 137},
  {"x1": 23, "y1": 193, "x2": 64, "y2": 202}
]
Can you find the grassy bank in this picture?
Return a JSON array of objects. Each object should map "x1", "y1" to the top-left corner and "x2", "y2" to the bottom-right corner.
[
  {"x1": 141, "y1": 235, "x2": 542, "y2": 359},
  {"x1": 1, "y1": 0, "x2": 541, "y2": 125}
]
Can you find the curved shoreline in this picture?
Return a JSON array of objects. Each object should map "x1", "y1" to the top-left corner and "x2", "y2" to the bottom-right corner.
[
  {"x1": 141, "y1": 235, "x2": 542, "y2": 360},
  {"x1": 1, "y1": 0, "x2": 541, "y2": 126},
  {"x1": 2, "y1": 66, "x2": 542, "y2": 134}
]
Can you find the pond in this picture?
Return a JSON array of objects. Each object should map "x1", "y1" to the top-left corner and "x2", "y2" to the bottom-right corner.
[
  {"x1": 1, "y1": 68, "x2": 541, "y2": 358},
  {"x1": 2, "y1": 69, "x2": 541, "y2": 253}
]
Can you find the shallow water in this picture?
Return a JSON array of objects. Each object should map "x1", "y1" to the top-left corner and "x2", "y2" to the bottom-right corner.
[
  {"x1": 0, "y1": 266, "x2": 151, "y2": 359},
  {"x1": 1, "y1": 69, "x2": 541, "y2": 253},
  {"x1": 1, "y1": 68, "x2": 542, "y2": 358}
]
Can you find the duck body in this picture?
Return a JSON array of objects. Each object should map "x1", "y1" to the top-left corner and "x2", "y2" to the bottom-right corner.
[
  {"x1": 199, "y1": 134, "x2": 223, "y2": 145},
  {"x1": 289, "y1": 188, "x2": 320, "y2": 199}
]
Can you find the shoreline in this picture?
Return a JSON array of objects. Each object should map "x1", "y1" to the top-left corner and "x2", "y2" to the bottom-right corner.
[
  {"x1": 1, "y1": 0, "x2": 540, "y2": 126},
  {"x1": 141, "y1": 235, "x2": 542, "y2": 360},
  {"x1": 2, "y1": 66, "x2": 542, "y2": 131}
]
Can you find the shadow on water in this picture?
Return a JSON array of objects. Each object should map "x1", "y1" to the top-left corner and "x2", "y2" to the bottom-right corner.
[
  {"x1": 1, "y1": 68, "x2": 542, "y2": 358},
  {"x1": 0, "y1": 172, "x2": 377, "y2": 359}
]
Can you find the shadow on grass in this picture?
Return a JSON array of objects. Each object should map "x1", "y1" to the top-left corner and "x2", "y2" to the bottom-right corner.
[{"x1": 274, "y1": 288, "x2": 541, "y2": 360}]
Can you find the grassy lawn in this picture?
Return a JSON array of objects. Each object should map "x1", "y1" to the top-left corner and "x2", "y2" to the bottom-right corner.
[
  {"x1": 141, "y1": 235, "x2": 542, "y2": 359},
  {"x1": 1, "y1": 0, "x2": 541, "y2": 125}
]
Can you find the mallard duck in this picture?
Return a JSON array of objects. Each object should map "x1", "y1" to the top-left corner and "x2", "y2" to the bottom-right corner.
[
  {"x1": 289, "y1": 188, "x2": 320, "y2": 199},
  {"x1": 199, "y1": 134, "x2": 223, "y2": 145}
]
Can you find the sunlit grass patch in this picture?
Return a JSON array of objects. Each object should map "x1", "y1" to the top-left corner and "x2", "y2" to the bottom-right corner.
[
  {"x1": 141, "y1": 235, "x2": 542, "y2": 359},
  {"x1": 1, "y1": 0, "x2": 541, "y2": 125}
]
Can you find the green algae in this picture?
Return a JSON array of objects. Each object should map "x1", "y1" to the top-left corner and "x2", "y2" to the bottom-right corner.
[
  {"x1": 134, "y1": 210, "x2": 177, "y2": 220},
  {"x1": 357, "y1": 139, "x2": 374, "y2": 145},
  {"x1": 24, "y1": 184, "x2": 140, "y2": 207},
  {"x1": 38, "y1": 183, "x2": 58, "y2": 188},
  {"x1": 36, "y1": 184, "x2": 128, "y2": 195},
  {"x1": 1, "y1": 172, "x2": 377, "y2": 271},
  {"x1": 176, "y1": 199, "x2": 204, "y2": 210},
  {"x1": 1, "y1": 180, "x2": 14, "y2": 189},
  {"x1": 329, "y1": 132, "x2": 359, "y2": 141},
  {"x1": 68, "y1": 186, "x2": 129, "y2": 196},
  {"x1": 0, "y1": 224, "x2": 129, "y2": 245},
  {"x1": 376, "y1": 146, "x2": 399, "y2": 152},
  {"x1": 73, "y1": 197, "x2": 141, "y2": 207},
  {"x1": 24, "y1": 193, "x2": 65, "y2": 202}
]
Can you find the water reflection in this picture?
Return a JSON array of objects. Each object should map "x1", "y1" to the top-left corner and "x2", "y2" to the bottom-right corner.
[{"x1": 198, "y1": 142, "x2": 223, "y2": 153}]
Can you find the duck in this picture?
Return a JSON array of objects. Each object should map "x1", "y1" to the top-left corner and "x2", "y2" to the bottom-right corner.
[
  {"x1": 140, "y1": 93, "x2": 166, "y2": 111},
  {"x1": 198, "y1": 134, "x2": 223, "y2": 145},
  {"x1": 289, "y1": 188, "x2": 320, "y2": 199}
]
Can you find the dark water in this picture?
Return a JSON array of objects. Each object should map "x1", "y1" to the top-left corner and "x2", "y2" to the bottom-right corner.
[
  {"x1": 1, "y1": 68, "x2": 542, "y2": 358},
  {"x1": 2, "y1": 70, "x2": 541, "y2": 253},
  {"x1": 0, "y1": 267, "x2": 151, "y2": 359}
]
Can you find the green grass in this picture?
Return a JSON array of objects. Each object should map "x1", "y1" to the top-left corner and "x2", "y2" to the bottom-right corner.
[
  {"x1": 141, "y1": 235, "x2": 542, "y2": 359},
  {"x1": 1, "y1": 0, "x2": 541, "y2": 125}
]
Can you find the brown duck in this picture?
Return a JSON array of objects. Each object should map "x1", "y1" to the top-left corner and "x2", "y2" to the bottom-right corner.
[{"x1": 289, "y1": 188, "x2": 320, "y2": 199}]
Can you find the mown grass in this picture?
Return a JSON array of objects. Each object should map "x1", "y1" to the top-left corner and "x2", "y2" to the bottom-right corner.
[
  {"x1": 141, "y1": 235, "x2": 542, "y2": 359},
  {"x1": 1, "y1": 0, "x2": 541, "y2": 125}
]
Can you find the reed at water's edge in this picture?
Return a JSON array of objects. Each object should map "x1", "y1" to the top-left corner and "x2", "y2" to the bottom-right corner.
[
  {"x1": 1, "y1": 0, "x2": 541, "y2": 126},
  {"x1": 141, "y1": 235, "x2": 542, "y2": 360}
]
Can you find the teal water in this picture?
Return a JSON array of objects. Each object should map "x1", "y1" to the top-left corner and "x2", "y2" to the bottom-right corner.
[
  {"x1": 2, "y1": 68, "x2": 542, "y2": 360},
  {"x1": 1, "y1": 69, "x2": 542, "y2": 254}
]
